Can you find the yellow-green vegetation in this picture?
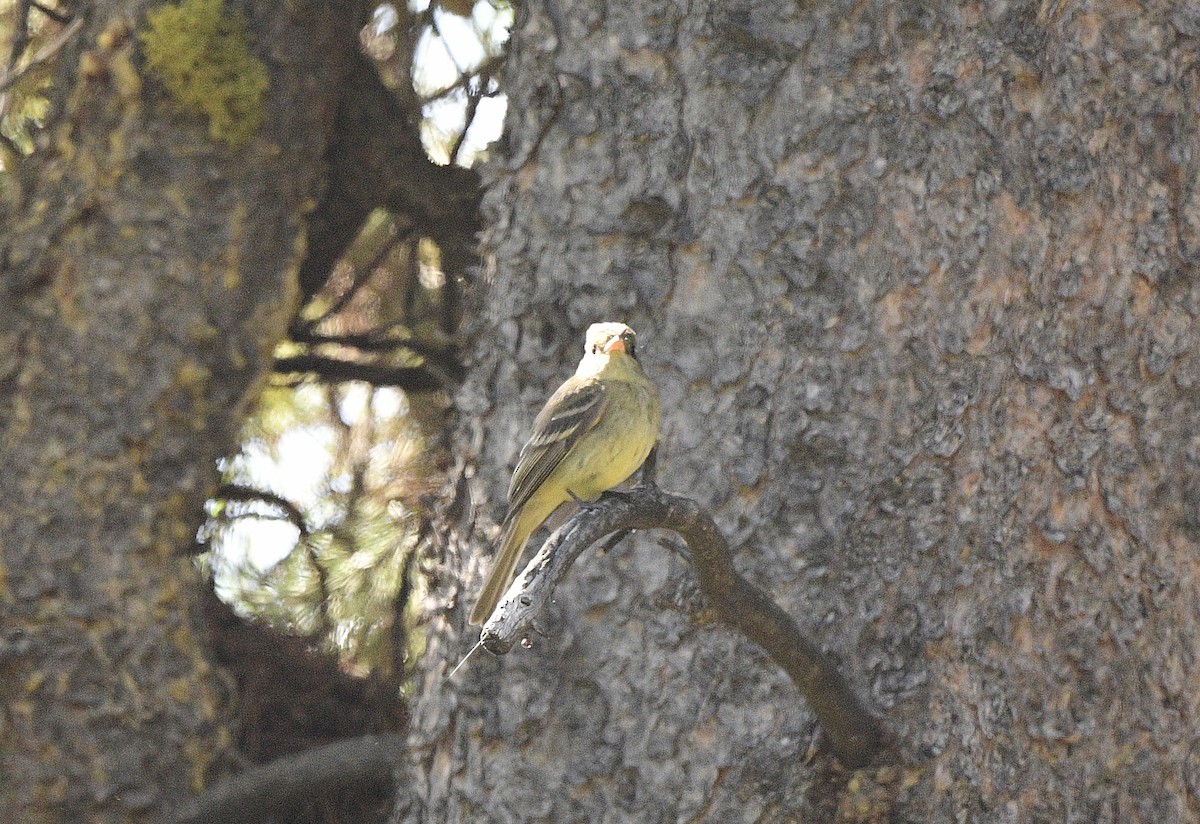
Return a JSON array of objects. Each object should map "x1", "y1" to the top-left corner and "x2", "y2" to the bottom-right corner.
[
  {"x1": 139, "y1": 0, "x2": 268, "y2": 146},
  {"x1": 1, "y1": 74, "x2": 51, "y2": 157},
  {"x1": 201, "y1": 381, "x2": 433, "y2": 678}
]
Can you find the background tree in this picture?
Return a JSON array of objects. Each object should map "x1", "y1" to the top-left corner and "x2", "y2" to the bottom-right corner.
[
  {"x1": 408, "y1": 0, "x2": 1200, "y2": 821},
  {"x1": 1, "y1": 0, "x2": 480, "y2": 821}
]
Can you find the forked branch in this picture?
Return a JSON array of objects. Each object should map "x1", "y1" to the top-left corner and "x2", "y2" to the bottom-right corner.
[{"x1": 477, "y1": 484, "x2": 884, "y2": 768}]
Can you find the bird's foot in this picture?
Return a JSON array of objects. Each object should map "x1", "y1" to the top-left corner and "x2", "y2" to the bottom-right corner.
[
  {"x1": 567, "y1": 489, "x2": 605, "y2": 513},
  {"x1": 636, "y1": 446, "x2": 660, "y2": 488}
]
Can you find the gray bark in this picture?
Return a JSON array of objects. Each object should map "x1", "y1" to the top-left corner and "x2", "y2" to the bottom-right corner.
[
  {"x1": 0, "y1": 2, "x2": 385, "y2": 820},
  {"x1": 405, "y1": 0, "x2": 1200, "y2": 821}
]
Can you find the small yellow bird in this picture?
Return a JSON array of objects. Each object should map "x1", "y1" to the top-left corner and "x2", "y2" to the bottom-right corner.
[{"x1": 470, "y1": 322, "x2": 662, "y2": 625}]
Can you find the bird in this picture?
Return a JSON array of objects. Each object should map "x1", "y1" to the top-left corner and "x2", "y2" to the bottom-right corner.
[{"x1": 469, "y1": 322, "x2": 661, "y2": 625}]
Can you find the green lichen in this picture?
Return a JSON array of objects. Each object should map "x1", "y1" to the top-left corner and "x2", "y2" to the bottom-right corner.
[{"x1": 139, "y1": 0, "x2": 268, "y2": 147}]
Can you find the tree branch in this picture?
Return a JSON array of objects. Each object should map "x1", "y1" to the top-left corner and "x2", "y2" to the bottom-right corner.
[
  {"x1": 421, "y1": 52, "x2": 507, "y2": 101},
  {"x1": 298, "y1": 51, "x2": 481, "y2": 302},
  {"x1": 213, "y1": 483, "x2": 309, "y2": 534},
  {"x1": 477, "y1": 484, "x2": 885, "y2": 769},
  {"x1": 273, "y1": 354, "x2": 452, "y2": 390},
  {"x1": 304, "y1": 222, "x2": 413, "y2": 327},
  {"x1": 0, "y1": 14, "x2": 83, "y2": 95},
  {"x1": 28, "y1": 1, "x2": 73, "y2": 25},
  {"x1": 289, "y1": 326, "x2": 465, "y2": 380},
  {"x1": 163, "y1": 733, "x2": 407, "y2": 824}
]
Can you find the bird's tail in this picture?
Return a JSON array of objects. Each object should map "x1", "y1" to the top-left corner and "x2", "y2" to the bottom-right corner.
[{"x1": 469, "y1": 511, "x2": 534, "y2": 625}]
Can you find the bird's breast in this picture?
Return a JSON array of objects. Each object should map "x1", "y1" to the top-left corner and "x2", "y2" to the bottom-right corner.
[{"x1": 553, "y1": 378, "x2": 660, "y2": 500}]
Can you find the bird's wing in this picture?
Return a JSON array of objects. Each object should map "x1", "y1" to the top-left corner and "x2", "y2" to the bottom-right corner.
[{"x1": 505, "y1": 376, "x2": 608, "y2": 516}]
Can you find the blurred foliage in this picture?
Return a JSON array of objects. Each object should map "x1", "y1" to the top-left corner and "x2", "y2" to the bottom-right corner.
[
  {"x1": 366, "y1": 0, "x2": 511, "y2": 167},
  {"x1": 1, "y1": 72, "x2": 48, "y2": 154},
  {"x1": 204, "y1": 2, "x2": 510, "y2": 680},
  {"x1": 203, "y1": 195, "x2": 462, "y2": 677},
  {"x1": 202, "y1": 381, "x2": 435, "y2": 679},
  {"x1": 0, "y1": 0, "x2": 73, "y2": 161}
]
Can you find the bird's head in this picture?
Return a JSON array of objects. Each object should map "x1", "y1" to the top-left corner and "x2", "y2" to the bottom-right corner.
[{"x1": 584, "y1": 322, "x2": 638, "y2": 360}]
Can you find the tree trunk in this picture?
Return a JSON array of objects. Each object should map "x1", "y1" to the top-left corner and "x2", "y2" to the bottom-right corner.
[
  {"x1": 406, "y1": 0, "x2": 1200, "y2": 820},
  {"x1": 0, "y1": 2, "x2": 371, "y2": 820}
]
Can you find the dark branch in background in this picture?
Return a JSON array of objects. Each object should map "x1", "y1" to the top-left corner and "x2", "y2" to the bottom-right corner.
[
  {"x1": 439, "y1": 249, "x2": 461, "y2": 337},
  {"x1": 308, "y1": 531, "x2": 335, "y2": 637},
  {"x1": 421, "y1": 53, "x2": 507, "y2": 102},
  {"x1": 6, "y1": 1, "x2": 33, "y2": 76},
  {"x1": 163, "y1": 733, "x2": 407, "y2": 824},
  {"x1": 289, "y1": 326, "x2": 465, "y2": 382},
  {"x1": 214, "y1": 484, "x2": 309, "y2": 535},
  {"x1": 306, "y1": 222, "x2": 415, "y2": 328},
  {"x1": 402, "y1": 239, "x2": 421, "y2": 321},
  {"x1": 28, "y1": 0, "x2": 73, "y2": 24},
  {"x1": 298, "y1": 51, "x2": 481, "y2": 302},
  {"x1": 477, "y1": 483, "x2": 886, "y2": 769},
  {"x1": 450, "y1": 77, "x2": 485, "y2": 167},
  {"x1": 274, "y1": 354, "x2": 453, "y2": 390},
  {"x1": 431, "y1": 12, "x2": 483, "y2": 169},
  {"x1": 430, "y1": 12, "x2": 469, "y2": 77},
  {"x1": 0, "y1": 12, "x2": 83, "y2": 97}
]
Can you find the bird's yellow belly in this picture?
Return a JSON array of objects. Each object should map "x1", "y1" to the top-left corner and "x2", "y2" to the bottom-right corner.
[{"x1": 551, "y1": 380, "x2": 660, "y2": 501}]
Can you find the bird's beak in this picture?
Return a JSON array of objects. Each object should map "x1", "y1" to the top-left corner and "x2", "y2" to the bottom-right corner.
[{"x1": 603, "y1": 337, "x2": 625, "y2": 354}]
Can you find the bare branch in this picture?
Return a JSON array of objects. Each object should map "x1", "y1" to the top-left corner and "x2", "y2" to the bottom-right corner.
[
  {"x1": 289, "y1": 326, "x2": 465, "y2": 380},
  {"x1": 6, "y1": 1, "x2": 33, "y2": 82},
  {"x1": 298, "y1": 52, "x2": 480, "y2": 301},
  {"x1": 29, "y1": 1, "x2": 73, "y2": 24},
  {"x1": 0, "y1": 14, "x2": 84, "y2": 95},
  {"x1": 450, "y1": 81, "x2": 484, "y2": 167},
  {"x1": 163, "y1": 733, "x2": 407, "y2": 824},
  {"x1": 476, "y1": 484, "x2": 885, "y2": 768},
  {"x1": 273, "y1": 354, "x2": 453, "y2": 390},
  {"x1": 307, "y1": 222, "x2": 413, "y2": 327},
  {"x1": 420, "y1": 53, "x2": 507, "y2": 101},
  {"x1": 214, "y1": 484, "x2": 309, "y2": 534}
]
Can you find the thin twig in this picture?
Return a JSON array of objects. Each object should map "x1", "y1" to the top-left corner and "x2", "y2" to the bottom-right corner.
[
  {"x1": 0, "y1": 14, "x2": 84, "y2": 95},
  {"x1": 450, "y1": 77, "x2": 484, "y2": 166},
  {"x1": 213, "y1": 484, "x2": 309, "y2": 534},
  {"x1": 420, "y1": 53, "x2": 507, "y2": 102},
  {"x1": 430, "y1": 10, "x2": 469, "y2": 79},
  {"x1": 273, "y1": 354, "x2": 453, "y2": 390},
  {"x1": 402, "y1": 232, "x2": 423, "y2": 323},
  {"x1": 29, "y1": 1, "x2": 72, "y2": 24},
  {"x1": 475, "y1": 484, "x2": 885, "y2": 768},
  {"x1": 304, "y1": 223, "x2": 416, "y2": 329},
  {"x1": 7, "y1": 2, "x2": 33, "y2": 77}
]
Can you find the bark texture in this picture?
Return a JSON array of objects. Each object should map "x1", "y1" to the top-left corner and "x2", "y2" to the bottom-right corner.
[
  {"x1": 0, "y1": 1, "x2": 371, "y2": 820},
  {"x1": 406, "y1": 0, "x2": 1200, "y2": 821}
]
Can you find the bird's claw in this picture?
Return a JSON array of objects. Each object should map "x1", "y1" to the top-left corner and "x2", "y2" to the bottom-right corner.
[{"x1": 567, "y1": 489, "x2": 604, "y2": 513}]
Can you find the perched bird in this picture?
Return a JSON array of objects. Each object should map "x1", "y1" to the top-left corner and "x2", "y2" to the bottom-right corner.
[{"x1": 470, "y1": 322, "x2": 661, "y2": 625}]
